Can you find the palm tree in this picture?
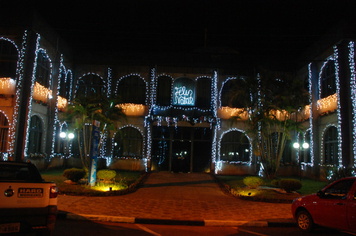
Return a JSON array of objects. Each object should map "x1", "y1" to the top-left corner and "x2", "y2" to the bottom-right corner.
[
  {"x1": 60, "y1": 95, "x2": 125, "y2": 171},
  {"x1": 231, "y1": 70, "x2": 309, "y2": 179}
]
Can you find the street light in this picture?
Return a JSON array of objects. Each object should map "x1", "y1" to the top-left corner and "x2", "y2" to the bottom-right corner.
[
  {"x1": 60, "y1": 132, "x2": 74, "y2": 140},
  {"x1": 293, "y1": 142, "x2": 309, "y2": 150}
]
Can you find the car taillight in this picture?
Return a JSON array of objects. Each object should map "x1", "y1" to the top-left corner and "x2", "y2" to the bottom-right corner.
[{"x1": 50, "y1": 186, "x2": 59, "y2": 198}]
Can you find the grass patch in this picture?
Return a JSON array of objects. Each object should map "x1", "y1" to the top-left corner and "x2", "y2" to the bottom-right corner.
[
  {"x1": 40, "y1": 168, "x2": 146, "y2": 196},
  {"x1": 216, "y1": 175, "x2": 328, "y2": 203}
]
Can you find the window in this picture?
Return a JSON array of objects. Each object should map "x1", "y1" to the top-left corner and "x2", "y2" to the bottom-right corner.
[
  {"x1": 0, "y1": 40, "x2": 17, "y2": 78},
  {"x1": 220, "y1": 131, "x2": 250, "y2": 162},
  {"x1": 59, "y1": 68, "x2": 71, "y2": 99},
  {"x1": 324, "y1": 179, "x2": 355, "y2": 199},
  {"x1": 173, "y1": 77, "x2": 195, "y2": 106},
  {"x1": 36, "y1": 51, "x2": 50, "y2": 88},
  {"x1": 113, "y1": 127, "x2": 143, "y2": 158},
  {"x1": 281, "y1": 139, "x2": 292, "y2": 164},
  {"x1": 321, "y1": 61, "x2": 336, "y2": 99},
  {"x1": 0, "y1": 113, "x2": 9, "y2": 152},
  {"x1": 324, "y1": 126, "x2": 338, "y2": 165},
  {"x1": 116, "y1": 75, "x2": 146, "y2": 104},
  {"x1": 156, "y1": 76, "x2": 171, "y2": 106},
  {"x1": 77, "y1": 74, "x2": 105, "y2": 97},
  {"x1": 27, "y1": 116, "x2": 42, "y2": 154},
  {"x1": 221, "y1": 78, "x2": 248, "y2": 108},
  {"x1": 196, "y1": 78, "x2": 211, "y2": 109}
]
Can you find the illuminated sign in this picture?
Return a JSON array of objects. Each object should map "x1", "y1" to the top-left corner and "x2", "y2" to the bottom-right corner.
[
  {"x1": 174, "y1": 86, "x2": 194, "y2": 105},
  {"x1": 173, "y1": 78, "x2": 195, "y2": 106}
]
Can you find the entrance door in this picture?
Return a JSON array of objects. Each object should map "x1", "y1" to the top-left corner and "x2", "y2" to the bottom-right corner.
[{"x1": 172, "y1": 141, "x2": 190, "y2": 173}]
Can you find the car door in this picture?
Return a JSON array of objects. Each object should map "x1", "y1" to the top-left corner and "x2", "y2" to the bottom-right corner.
[
  {"x1": 313, "y1": 178, "x2": 355, "y2": 231},
  {"x1": 346, "y1": 181, "x2": 356, "y2": 232}
]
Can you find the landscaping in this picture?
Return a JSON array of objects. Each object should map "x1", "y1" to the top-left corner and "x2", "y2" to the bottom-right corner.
[
  {"x1": 215, "y1": 175, "x2": 328, "y2": 203},
  {"x1": 41, "y1": 168, "x2": 329, "y2": 202},
  {"x1": 41, "y1": 168, "x2": 147, "y2": 196}
]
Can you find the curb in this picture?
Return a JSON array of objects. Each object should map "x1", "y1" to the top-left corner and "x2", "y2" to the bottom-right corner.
[{"x1": 57, "y1": 212, "x2": 296, "y2": 227}]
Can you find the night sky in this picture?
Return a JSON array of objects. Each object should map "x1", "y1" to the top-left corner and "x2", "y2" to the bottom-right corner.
[{"x1": 2, "y1": 0, "x2": 356, "y2": 64}]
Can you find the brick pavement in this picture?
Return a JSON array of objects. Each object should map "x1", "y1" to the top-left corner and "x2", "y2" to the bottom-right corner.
[{"x1": 57, "y1": 172, "x2": 295, "y2": 226}]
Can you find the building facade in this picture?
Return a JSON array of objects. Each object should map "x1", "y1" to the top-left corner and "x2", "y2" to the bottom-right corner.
[{"x1": 0, "y1": 12, "x2": 355, "y2": 180}]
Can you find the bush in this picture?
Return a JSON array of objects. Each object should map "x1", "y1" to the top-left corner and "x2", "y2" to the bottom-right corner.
[
  {"x1": 243, "y1": 176, "x2": 264, "y2": 189},
  {"x1": 279, "y1": 179, "x2": 302, "y2": 193},
  {"x1": 327, "y1": 166, "x2": 355, "y2": 182},
  {"x1": 63, "y1": 168, "x2": 86, "y2": 182},
  {"x1": 97, "y1": 169, "x2": 117, "y2": 182},
  {"x1": 271, "y1": 179, "x2": 280, "y2": 187}
]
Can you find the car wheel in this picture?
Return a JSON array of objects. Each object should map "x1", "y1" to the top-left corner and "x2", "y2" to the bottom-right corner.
[{"x1": 297, "y1": 210, "x2": 314, "y2": 232}]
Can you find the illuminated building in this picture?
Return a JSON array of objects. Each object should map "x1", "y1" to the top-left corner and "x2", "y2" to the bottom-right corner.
[{"x1": 0, "y1": 10, "x2": 354, "y2": 179}]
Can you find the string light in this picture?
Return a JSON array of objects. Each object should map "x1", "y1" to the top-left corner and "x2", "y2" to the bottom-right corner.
[
  {"x1": 348, "y1": 41, "x2": 356, "y2": 167},
  {"x1": 24, "y1": 34, "x2": 41, "y2": 157}
]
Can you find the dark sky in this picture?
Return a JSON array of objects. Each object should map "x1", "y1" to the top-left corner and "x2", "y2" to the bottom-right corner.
[{"x1": 3, "y1": 0, "x2": 356, "y2": 62}]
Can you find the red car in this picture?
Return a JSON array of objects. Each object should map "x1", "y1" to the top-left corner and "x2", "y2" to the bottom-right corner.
[{"x1": 291, "y1": 177, "x2": 356, "y2": 233}]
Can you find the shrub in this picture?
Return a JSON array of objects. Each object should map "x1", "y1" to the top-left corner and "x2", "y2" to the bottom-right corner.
[
  {"x1": 271, "y1": 179, "x2": 280, "y2": 187},
  {"x1": 279, "y1": 179, "x2": 302, "y2": 193},
  {"x1": 63, "y1": 168, "x2": 86, "y2": 182},
  {"x1": 97, "y1": 169, "x2": 117, "y2": 182},
  {"x1": 327, "y1": 166, "x2": 355, "y2": 182},
  {"x1": 243, "y1": 176, "x2": 264, "y2": 189}
]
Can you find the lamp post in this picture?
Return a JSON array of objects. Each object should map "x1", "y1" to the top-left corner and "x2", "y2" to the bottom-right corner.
[
  {"x1": 59, "y1": 131, "x2": 74, "y2": 168},
  {"x1": 60, "y1": 131, "x2": 74, "y2": 155},
  {"x1": 293, "y1": 142, "x2": 309, "y2": 179}
]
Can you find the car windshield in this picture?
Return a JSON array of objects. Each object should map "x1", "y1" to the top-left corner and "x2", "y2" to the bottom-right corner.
[
  {"x1": 324, "y1": 179, "x2": 355, "y2": 199},
  {"x1": 0, "y1": 163, "x2": 42, "y2": 182}
]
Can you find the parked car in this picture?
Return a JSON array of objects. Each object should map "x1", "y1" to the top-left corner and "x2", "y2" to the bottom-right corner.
[
  {"x1": 291, "y1": 177, "x2": 356, "y2": 233},
  {"x1": 0, "y1": 161, "x2": 58, "y2": 236}
]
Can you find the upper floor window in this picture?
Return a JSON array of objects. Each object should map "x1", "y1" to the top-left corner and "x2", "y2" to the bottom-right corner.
[
  {"x1": 196, "y1": 78, "x2": 211, "y2": 109},
  {"x1": 36, "y1": 51, "x2": 50, "y2": 88},
  {"x1": 173, "y1": 77, "x2": 195, "y2": 106},
  {"x1": 156, "y1": 76, "x2": 171, "y2": 106},
  {"x1": 59, "y1": 69, "x2": 72, "y2": 99},
  {"x1": 77, "y1": 74, "x2": 105, "y2": 97},
  {"x1": 0, "y1": 40, "x2": 17, "y2": 78},
  {"x1": 321, "y1": 60, "x2": 336, "y2": 99},
  {"x1": 117, "y1": 75, "x2": 146, "y2": 104},
  {"x1": 221, "y1": 78, "x2": 248, "y2": 108}
]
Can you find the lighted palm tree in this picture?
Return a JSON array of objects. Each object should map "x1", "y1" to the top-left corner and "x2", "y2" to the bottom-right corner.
[
  {"x1": 60, "y1": 95, "x2": 125, "y2": 171},
  {"x1": 231, "y1": 70, "x2": 309, "y2": 179}
]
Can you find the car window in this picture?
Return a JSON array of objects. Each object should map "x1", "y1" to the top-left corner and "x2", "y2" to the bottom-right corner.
[
  {"x1": 324, "y1": 179, "x2": 355, "y2": 199},
  {"x1": 0, "y1": 164, "x2": 42, "y2": 182}
]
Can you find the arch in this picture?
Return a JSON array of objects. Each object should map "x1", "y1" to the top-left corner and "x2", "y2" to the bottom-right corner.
[
  {"x1": 218, "y1": 129, "x2": 251, "y2": 163},
  {"x1": 27, "y1": 115, "x2": 43, "y2": 154},
  {"x1": 76, "y1": 73, "x2": 105, "y2": 98},
  {"x1": 322, "y1": 125, "x2": 338, "y2": 165},
  {"x1": 319, "y1": 58, "x2": 336, "y2": 99},
  {"x1": 116, "y1": 74, "x2": 147, "y2": 104},
  {"x1": 0, "y1": 38, "x2": 20, "y2": 79},
  {"x1": 113, "y1": 126, "x2": 144, "y2": 158},
  {"x1": 35, "y1": 49, "x2": 52, "y2": 88},
  {"x1": 219, "y1": 77, "x2": 248, "y2": 108}
]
